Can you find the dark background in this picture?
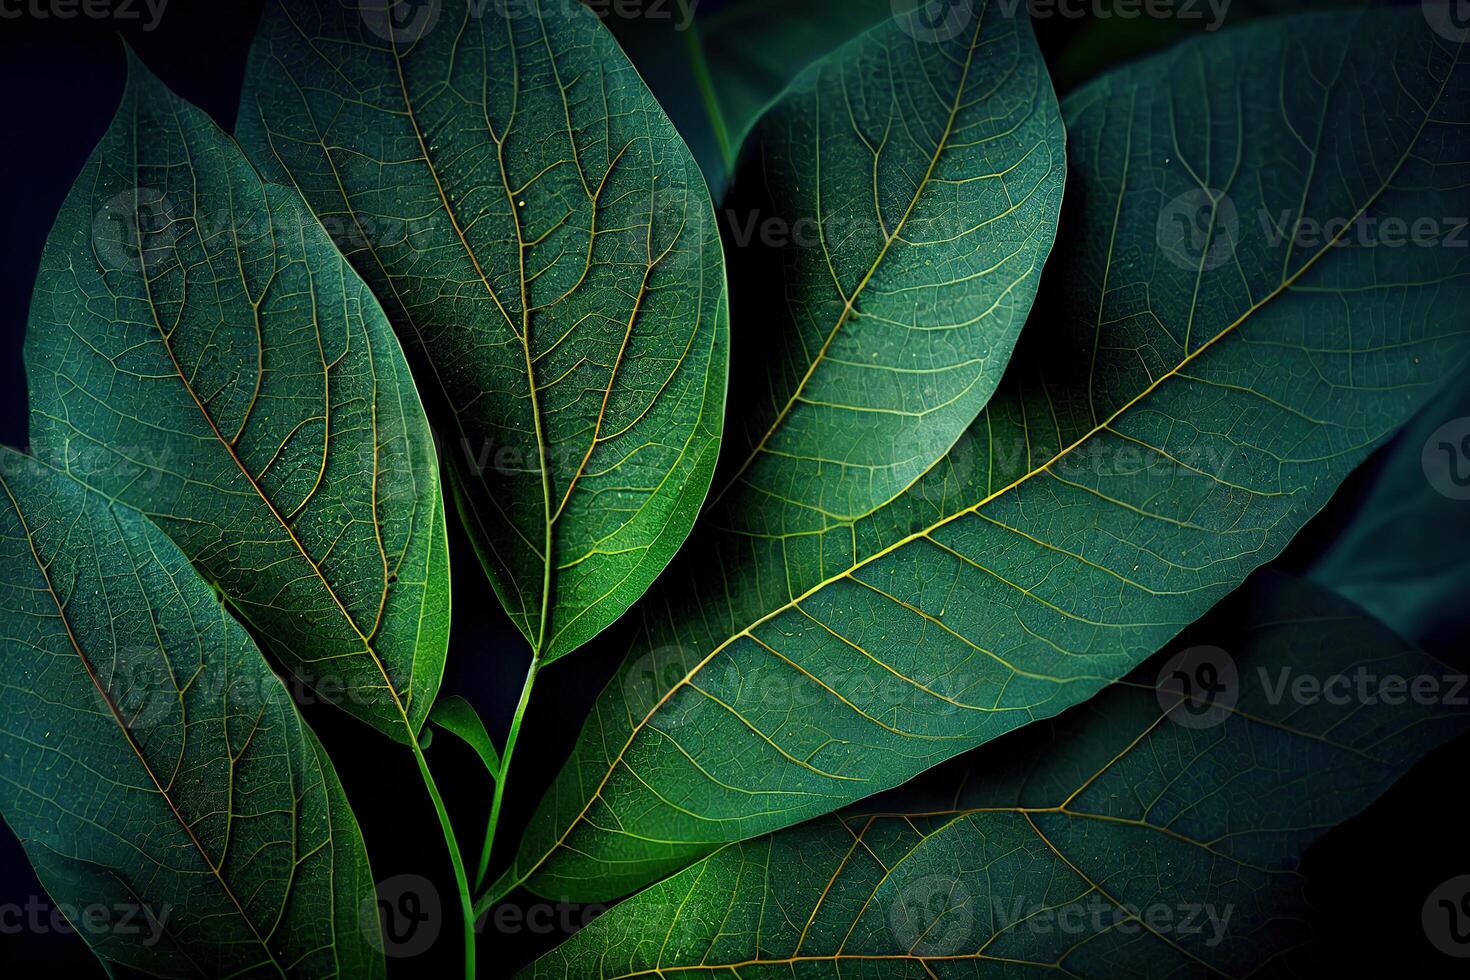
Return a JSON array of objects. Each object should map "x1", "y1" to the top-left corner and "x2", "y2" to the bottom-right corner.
[{"x1": 0, "y1": 1, "x2": 1465, "y2": 977}]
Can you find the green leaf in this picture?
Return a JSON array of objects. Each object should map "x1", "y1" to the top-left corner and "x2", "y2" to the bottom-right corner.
[
  {"x1": 24, "y1": 53, "x2": 450, "y2": 743},
  {"x1": 1310, "y1": 370, "x2": 1470, "y2": 652},
  {"x1": 0, "y1": 449, "x2": 383, "y2": 979},
  {"x1": 712, "y1": 0, "x2": 1066, "y2": 537},
  {"x1": 520, "y1": 573, "x2": 1469, "y2": 978},
  {"x1": 431, "y1": 695, "x2": 501, "y2": 781},
  {"x1": 501, "y1": 8, "x2": 1470, "y2": 902},
  {"x1": 237, "y1": 0, "x2": 729, "y2": 662}
]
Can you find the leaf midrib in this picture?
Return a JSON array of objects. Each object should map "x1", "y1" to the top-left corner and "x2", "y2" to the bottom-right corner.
[
  {"x1": 0, "y1": 473, "x2": 291, "y2": 979},
  {"x1": 504, "y1": 42, "x2": 1453, "y2": 893},
  {"x1": 575, "y1": 672, "x2": 1396, "y2": 980},
  {"x1": 708, "y1": 6, "x2": 994, "y2": 510},
  {"x1": 120, "y1": 86, "x2": 420, "y2": 739}
]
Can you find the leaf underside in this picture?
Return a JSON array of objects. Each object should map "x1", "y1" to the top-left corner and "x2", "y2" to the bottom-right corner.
[
  {"x1": 239, "y1": 0, "x2": 729, "y2": 662},
  {"x1": 522, "y1": 573, "x2": 1468, "y2": 978},
  {"x1": 505, "y1": 9, "x2": 1470, "y2": 902},
  {"x1": 0, "y1": 450, "x2": 382, "y2": 979},
  {"x1": 25, "y1": 55, "x2": 449, "y2": 742}
]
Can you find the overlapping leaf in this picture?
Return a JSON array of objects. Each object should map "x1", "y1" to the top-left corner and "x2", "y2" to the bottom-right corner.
[
  {"x1": 522, "y1": 574, "x2": 1470, "y2": 978},
  {"x1": 712, "y1": 0, "x2": 1065, "y2": 536},
  {"x1": 239, "y1": 0, "x2": 729, "y2": 661},
  {"x1": 502, "y1": 9, "x2": 1470, "y2": 902},
  {"x1": 0, "y1": 450, "x2": 382, "y2": 979},
  {"x1": 25, "y1": 56, "x2": 449, "y2": 742},
  {"x1": 1310, "y1": 371, "x2": 1470, "y2": 652}
]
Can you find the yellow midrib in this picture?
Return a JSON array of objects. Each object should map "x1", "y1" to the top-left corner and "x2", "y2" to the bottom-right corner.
[{"x1": 507, "y1": 34, "x2": 1457, "y2": 891}]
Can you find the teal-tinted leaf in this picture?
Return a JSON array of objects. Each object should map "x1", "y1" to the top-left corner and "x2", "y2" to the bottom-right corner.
[
  {"x1": 501, "y1": 9, "x2": 1470, "y2": 902},
  {"x1": 713, "y1": 0, "x2": 1065, "y2": 535},
  {"x1": 1310, "y1": 370, "x2": 1470, "y2": 651},
  {"x1": 0, "y1": 450, "x2": 382, "y2": 979},
  {"x1": 521, "y1": 573, "x2": 1469, "y2": 978},
  {"x1": 431, "y1": 695, "x2": 501, "y2": 781},
  {"x1": 24, "y1": 55, "x2": 449, "y2": 743},
  {"x1": 238, "y1": 0, "x2": 729, "y2": 662}
]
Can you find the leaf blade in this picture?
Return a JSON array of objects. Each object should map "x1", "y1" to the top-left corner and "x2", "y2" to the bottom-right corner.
[
  {"x1": 238, "y1": 0, "x2": 730, "y2": 661},
  {"x1": 24, "y1": 53, "x2": 450, "y2": 742},
  {"x1": 506, "y1": 8, "x2": 1470, "y2": 901},
  {"x1": 713, "y1": 0, "x2": 1066, "y2": 535},
  {"x1": 0, "y1": 449, "x2": 383, "y2": 979},
  {"x1": 520, "y1": 573, "x2": 1469, "y2": 978}
]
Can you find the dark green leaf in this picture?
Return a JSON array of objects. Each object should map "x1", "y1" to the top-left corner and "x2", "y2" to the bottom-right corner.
[
  {"x1": 238, "y1": 0, "x2": 729, "y2": 662},
  {"x1": 521, "y1": 574, "x2": 1469, "y2": 978},
  {"x1": 25, "y1": 54, "x2": 449, "y2": 742},
  {"x1": 0, "y1": 449, "x2": 382, "y2": 979},
  {"x1": 1310, "y1": 371, "x2": 1470, "y2": 652},
  {"x1": 431, "y1": 695, "x2": 501, "y2": 781},
  {"x1": 713, "y1": 0, "x2": 1066, "y2": 538},
  {"x1": 502, "y1": 8, "x2": 1470, "y2": 902}
]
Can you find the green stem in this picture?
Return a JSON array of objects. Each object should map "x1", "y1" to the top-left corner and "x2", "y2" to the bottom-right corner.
[
  {"x1": 410, "y1": 732, "x2": 476, "y2": 980},
  {"x1": 475, "y1": 657, "x2": 540, "y2": 889},
  {"x1": 676, "y1": 0, "x2": 735, "y2": 173}
]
